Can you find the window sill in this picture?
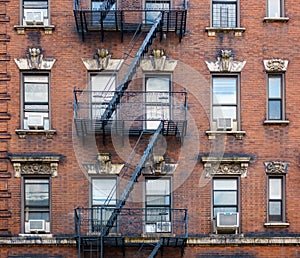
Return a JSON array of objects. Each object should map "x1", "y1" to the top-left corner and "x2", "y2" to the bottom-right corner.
[
  {"x1": 206, "y1": 130, "x2": 246, "y2": 140},
  {"x1": 205, "y1": 27, "x2": 246, "y2": 37},
  {"x1": 14, "y1": 25, "x2": 55, "y2": 35},
  {"x1": 264, "y1": 222, "x2": 290, "y2": 228},
  {"x1": 15, "y1": 129, "x2": 56, "y2": 139},
  {"x1": 19, "y1": 233, "x2": 53, "y2": 237},
  {"x1": 264, "y1": 120, "x2": 289, "y2": 125},
  {"x1": 263, "y1": 17, "x2": 289, "y2": 23}
]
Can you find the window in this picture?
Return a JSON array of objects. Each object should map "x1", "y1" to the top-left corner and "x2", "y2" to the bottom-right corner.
[
  {"x1": 90, "y1": 73, "x2": 116, "y2": 120},
  {"x1": 212, "y1": 75, "x2": 239, "y2": 131},
  {"x1": 267, "y1": 74, "x2": 285, "y2": 120},
  {"x1": 267, "y1": 0, "x2": 284, "y2": 17},
  {"x1": 91, "y1": 178, "x2": 117, "y2": 232},
  {"x1": 23, "y1": 177, "x2": 50, "y2": 233},
  {"x1": 145, "y1": 178, "x2": 171, "y2": 233},
  {"x1": 145, "y1": 1, "x2": 170, "y2": 24},
  {"x1": 145, "y1": 75, "x2": 171, "y2": 129},
  {"x1": 22, "y1": 74, "x2": 50, "y2": 130},
  {"x1": 212, "y1": 0, "x2": 238, "y2": 28},
  {"x1": 267, "y1": 176, "x2": 285, "y2": 222},
  {"x1": 22, "y1": 1, "x2": 49, "y2": 26},
  {"x1": 213, "y1": 178, "x2": 238, "y2": 217}
]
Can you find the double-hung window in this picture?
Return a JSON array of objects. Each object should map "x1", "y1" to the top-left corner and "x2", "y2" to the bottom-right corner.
[
  {"x1": 24, "y1": 177, "x2": 50, "y2": 233},
  {"x1": 145, "y1": 75, "x2": 171, "y2": 129},
  {"x1": 267, "y1": 0, "x2": 284, "y2": 18},
  {"x1": 22, "y1": 73, "x2": 50, "y2": 130},
  {"x1": 145, "y1": 178, "x2": 171, "y2": 233},
  {"x1": 90, "y1": 73, "x2": 116, "y2": 120},
  {"x1": 267, "y1": 74, "x2": 285, "y2": 120},
  {"x1": 212, "y1": 0, "x2": 238, "y2": 28},
  {"x1": 212, "y1": 75, "x2": 239, "y2": 131},
  {"x1": 91, "y1": 178, "x2": 117, "y2": 233},
  {"x1": 23, "y1": 1, "x2": 49, "y2": 26},
  {"x1": 267, "y1": 176, "x2": 285, "y2": 222}
]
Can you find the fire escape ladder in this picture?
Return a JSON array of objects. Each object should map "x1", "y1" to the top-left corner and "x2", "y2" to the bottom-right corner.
[
  {"x1": 148, "y1": 239, "x2": 163, "y2": 258},
  {"x1": 102, "y1": 122, "x2": 163, "y2": 236},
  {"x1": 100, "y1": 13, "x2": 163, "y2": 124}
]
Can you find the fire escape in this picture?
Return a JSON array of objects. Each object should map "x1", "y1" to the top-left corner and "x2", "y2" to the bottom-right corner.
[{"x1": 73, "y1": 0, "x2": 188, "y2": 257}]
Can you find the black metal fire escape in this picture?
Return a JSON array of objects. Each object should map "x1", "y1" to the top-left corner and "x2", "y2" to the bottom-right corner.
[{"x1": 74, "y1": 2, "x2": 188, "y2": 257}]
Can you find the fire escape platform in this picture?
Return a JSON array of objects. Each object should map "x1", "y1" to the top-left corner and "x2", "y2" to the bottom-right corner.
[{"x1": 73, "y1": 9, "x2": 187, "y2": 41}]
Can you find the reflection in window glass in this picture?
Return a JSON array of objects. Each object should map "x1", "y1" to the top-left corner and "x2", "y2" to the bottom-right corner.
[{"x1": 268, "y1": 0, "x2": 281, "y2": 17}]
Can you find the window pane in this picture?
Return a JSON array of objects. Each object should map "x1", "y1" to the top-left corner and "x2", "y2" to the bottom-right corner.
[
  {"x1": 268, "y1": 77, "x2": 281, "y2": 98},
  {"x1": 25, "y1": 84, "x2": 48, "y2": 102},
  {"x1": 214, "y1": 192, "x2": 237, "y2": 205},
  {"x1": 214, "y1": 207, "x2": 237, "y2": 217},
  {"x1": 214, "y1": 179, "x2": 237, "y2": 190},
  {"x1": 146, "y1": 77, "x2": 170, "y2": 92},
  {"x1": 268, "y1": 100, "x2": 281, "y2": 120},
  {"x1": 269, "y1": 178, "x2": 282, "y2": 199},
  {"x1": 213, "y1": 77, "x2": 237, "y2": 104},
  {"x1": 146, "y1": 196, "x2": 170, "y2": 206},
  {"x1": 269, "y1": 201, "x2": 281, "y2": 215},
  {"x1": 212, "y1": 1, "x2": 237, "y2": 28},
  {"x1": 145, "y1": 2, "x2": 170, "y2": 23},
  {"x1": 146, "y1": 179, "x2": 170, "y2": 195},
  {"x1": 268, "y1": 0, "x2": 281, "y2": 17},
  {"x1": 25, "y1": 183, "x2": 49, "y2": 206},
  {"x1": 92, "y1": 179, "x2": 116, "y2": 205},
  {"x1": 213, "y1": 106, "x2": 237, "y2": 120},
  {"x1": 28, "y1": 212, "x2": 49, "y2": 220}
]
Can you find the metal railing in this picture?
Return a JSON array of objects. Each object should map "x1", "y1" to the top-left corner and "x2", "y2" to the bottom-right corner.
[{"x1": 75, "y1": 207, "x2": 188, "y2": 237}]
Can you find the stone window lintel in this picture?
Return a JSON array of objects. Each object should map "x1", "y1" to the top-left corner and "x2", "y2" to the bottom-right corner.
[{"x1": 10, "y1": 155, "x2": 62, "y2": 178}]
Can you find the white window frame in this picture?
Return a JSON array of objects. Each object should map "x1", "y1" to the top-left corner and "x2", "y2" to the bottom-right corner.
[
  {"x1": 145, "y1": 177, "x2": 171, "y2": 233},
  {"x1": 211, "y1": 0, "x2": 240, "y2": 28},
  {"x1": 90, "y1": 177, "x2": 117, "y2": 233},
  {"x1": 21, "y1": 73, "x2": 50, "y2": 130},
  {"x1": 89, "y1": 73, "x2": 117, "y2": 120},
  {"x1": 267, "y1": 0, "x2": 284, "y2": 18},
  {"x1": 144, "y1": 73, "x2": 171, "y2": 130},
  {"x1": 22, "y1": 0, "x2": 49, "y2": 26},
  {"x1": 211, "y1": 74, "x2": 240, "y2": 131}
]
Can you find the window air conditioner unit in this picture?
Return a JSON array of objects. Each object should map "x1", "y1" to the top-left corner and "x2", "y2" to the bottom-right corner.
[
  {"x1": 27, "y1": 114, "x2": 44, "y2": 129},
  {"x1": 156, "y1": 221, "x2": 171, "y2": 233},
  {"x1": 24, "y1": 10, "x2": 44, "y2": 25},
  {"x1": 217, "y1": 212, "x2": 239, "y2": 228},
  {"x1": 217, "y1": 118, "x2": 233, "y2": 131},
  {"x1": 28, "y1": 220, "x2": 46, "y2": 232}
]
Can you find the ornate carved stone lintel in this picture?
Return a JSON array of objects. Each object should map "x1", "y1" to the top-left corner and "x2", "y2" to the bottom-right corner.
[
  {"x1": 264, "y1": 161, "x2": 289, "y2": 174},
  {"x1": 202, "y1": 157, "x2": 251, "y2": 178},
  {"x1": 10, "y1": 156, "x2": 61, "y2": 178},
  {"x1": 263, "y1": 59, "x2": 288, "y2": 73},
  {"x1": 205, "y1": 49, "x2": 246, "y2": 73}
]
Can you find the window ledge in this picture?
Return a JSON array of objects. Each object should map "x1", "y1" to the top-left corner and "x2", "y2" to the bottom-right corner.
[
  {"x1": 15, "y1": 129, "x2": 56, "y2": 139},
  {"x1": 14, "y1": 25, "x2": 55, "y2": 35},
  {"x1": 264, "y1": 222, "x2": 290, "y2": 228},
  {"x1": 264, "y1": 120, "x2": 289, "y2": 125},
  {"x1": 263, "y1": 17, "x2": 289, "y2": 23},
  {"x1": 205, "y1": 27, "x2": 246, "y2": 37},
  {"x1": 19, "y1": 234, "x2": 53, "y2": 237},
  {"x1": 206, "y1": 130, "x2": 246, "y2": 140}
]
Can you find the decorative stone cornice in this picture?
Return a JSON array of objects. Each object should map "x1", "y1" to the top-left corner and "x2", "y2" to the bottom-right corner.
[
  {"x1": 141, "y1": 50, "x2": 177, "y2": 72},
  {"x1": 83, "y1": 153, "x2": 124, "y2": 174},
  {"x1": 263, "y1": 59, "x2": 288, "y2": 72},
  {"x1": 264, "y1": 161, "x2": 289, "y2": 174},
  {"x1": 14, "y1": 47, "x2": 56, "y2": 70},
  {"x1": 82, "y1": 49, "x2": 123, "y2": 71},
  {"x1": 201, "y1": 156, "x2": 251, "y2": 178},
  {"x1": 205, "y1": 50, "x2": 246, "y2": 72},
  {"x1": 9, "y1": 155, "x2": 62, "y2": 178}
]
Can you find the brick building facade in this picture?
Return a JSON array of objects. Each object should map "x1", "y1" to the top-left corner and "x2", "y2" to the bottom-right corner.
[{"x1": 0, "y1": 0, "x2": 300, "y2": 257}]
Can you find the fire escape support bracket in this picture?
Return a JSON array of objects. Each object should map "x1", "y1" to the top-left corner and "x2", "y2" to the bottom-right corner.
[{"x1": 148, "y1": 239, "x2": 163, "y2": 258}]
